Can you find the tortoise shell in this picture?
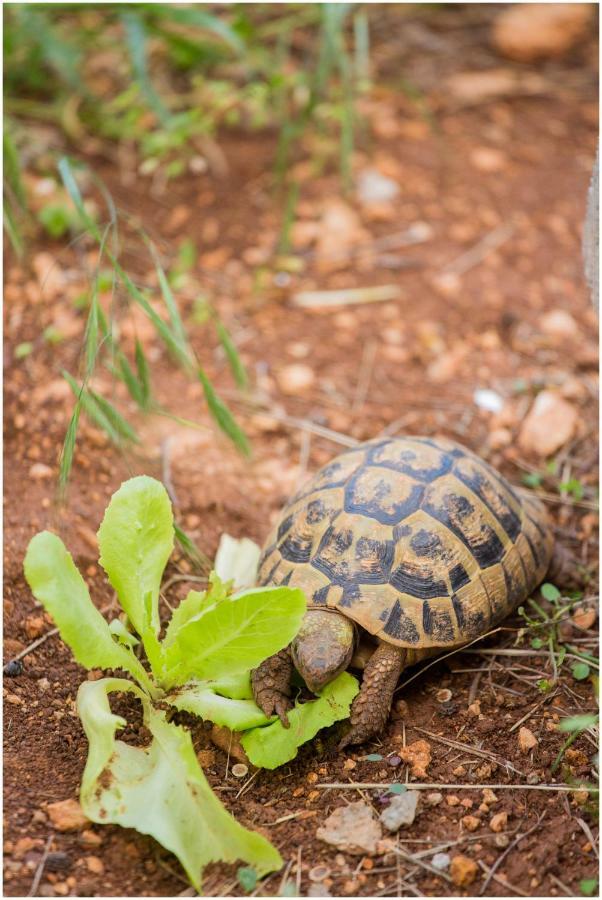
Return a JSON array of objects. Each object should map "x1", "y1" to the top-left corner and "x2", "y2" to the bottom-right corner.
[{"x1": 257, "y1": 436, "x2": 553, "y2": 650}]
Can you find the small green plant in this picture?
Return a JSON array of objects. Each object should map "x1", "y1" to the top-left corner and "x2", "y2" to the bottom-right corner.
[
  {"x1": 24, "y1": 476, "x2": 358, "y2": 889},
  {"x1": 551, "y1": 713, "x2": 599, "y2": 775},
  {"x1": 521, "y1": 458, "x2": 595, "y2": 509},
  {"x1": 580, "y1": 877, "x2": 598, "y2": 896},
  {"x1": 4, "y1": 5, "x2": 369, "y2": 192},
  {"x1": 52, "y1": 157, "x2": 250, "y2": 497}
]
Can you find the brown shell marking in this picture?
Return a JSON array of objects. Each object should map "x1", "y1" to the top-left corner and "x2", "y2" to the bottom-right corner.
[{"x1": 257, "y1": 436, "x2": 553, "y2": 650}]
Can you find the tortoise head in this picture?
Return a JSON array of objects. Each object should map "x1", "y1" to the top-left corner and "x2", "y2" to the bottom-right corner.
[{"x1": 291, "y1": 609, "x2": 355, "y2": 693}]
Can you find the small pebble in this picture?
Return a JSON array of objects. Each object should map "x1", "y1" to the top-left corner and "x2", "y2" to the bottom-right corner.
[
  {"x1": 425, "y1": 792, "x2": 443, "y2": 806},
  {"x1": 85, "y1": 856, "x2": 104, "y2": 875},
  {"x1": 309, "y1": 865, "x2": 330, "y2": 883},
  {"x1": 450, "y1": 855, "x2": 478, "y2": 887},
  {"x1": 436, "y1": 688, "x2": 452, "y2": 703},
  {"x1": 495, "y1": 834, "x2": 510, "y2": 848},
  {"x1": 431, "y1": 852, "x2": 451, "y2": 871},
  {"x1": 277, "y1": 364, "x2": 315, "y2": 395},
  {"x1": 490, "y1": 812, "x2": 508, "y2": 833},
  {"x1": 46, "y1": 852, "x2": 72, "y2": 873},
  {"x1": 518, "y1": 727, "x2": 538, "y2": 753},
  {"x1": 308, "y1": 885, "x2": 330, "y2": 898},
  {"x1": 4, "y1": 659, "x2": 23, "y2": 677},
  {"x1": 527, "y1": 772, "x2": 540, "y2": 785},
  {"x1": 379, "y1": 791, "x2": 419, "y2": 832},
  {"x1": 387, "y1": 756, "x2": 401, "y2": 768},
  {"x1": 231, "y1": 764, "x2": 248, "y2": 778},
  {"x1": 461, "y1": 815, "x2": 480, "y2": 832}
]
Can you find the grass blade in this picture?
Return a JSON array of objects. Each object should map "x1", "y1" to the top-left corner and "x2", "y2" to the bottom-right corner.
[
  {"x1": 174, "y1": 523, "x2": 212, "y2": 575},
  {"x1": 88, "y1": 391, "x2": 140, "y2": 444},
  {"x1": 135, "y1": 338, "x2": 151, "y2": 407},
  {"x1": 147, "y1": 240, "x2": 188, "y2": 349},
  {"x1": 198, "y1": 367, "x2": 250, "y2": 456},
  {"x1": 3, "y1": 126, "x2": 26, "y2": 207},
  {"x1": 122, "y1": 9, "x2": 169, "y2": 124},
  {"x1": 58, "y1": 404, "x2": 81, "y2": 496},
  {"x1": 117, "y1": 265, "x2": 192, "y2": 372},
  {"x1": 149, "y1": 5, "x2": 245, "y2": 53},
  {"x1": 58, "y1": 157, "x2": 101, "y2": 240},
  {"x1": 116, "y1": 352, "x2": 145, "y2": 407},
  {"x1": 84, "y1": 294, "x2": 99, "y2": 376},
  {"x1": 63, "y1": 372, "x2": 123, "y2": 446},
  {"x1": 3, "y1": 204, "x2": 23, "y2": 256},
  {"x1": 215, "y1": 320, "x2": 248, "y2": 390}
]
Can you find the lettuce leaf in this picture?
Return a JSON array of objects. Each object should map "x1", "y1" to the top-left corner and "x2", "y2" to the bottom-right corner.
[
  {"x1": 168, "y1": 684, "x2": 271, "y2": 730},
  {"x1": 23, "y1": 531, "x2": 155, "y2": 696},
  {"x1": 97, "y1": 475, "x2": 173, "y2": 674},
  {"x1": 242, "y1": 672, "x2": 359, "y2": 769},
  {"x1": 162, "y1": 574, "x2": 230, "y2": 648},
  {"x1": 78, "y1": 678, "x2": 282, "y2": 890},
  {"x1": 162, "y1": 586, "x2": 306, "y2": 687},
  {"x1": 214, "y1": 534, "x2": 261, "y2": 591}
]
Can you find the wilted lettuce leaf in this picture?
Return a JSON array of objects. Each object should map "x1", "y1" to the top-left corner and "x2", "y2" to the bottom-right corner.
[
  {"x1": 23, "y1": 531, "x2": 155, "y2": 695},
  {"x1": 98, "y1": 475, "x2": 173, "y2": 673},
  {"x1": 213, "y1": 534, "x2": 261, "y2": 591},
  {"x1": 78, "y1": 678, "x2": 282, "y2": 890},
  {"x1": 162, "y1": 586, "x2": 306, "y2": 687},
  {"x1": 242, "y1": 672, "x2": 359, "y2": 769}
]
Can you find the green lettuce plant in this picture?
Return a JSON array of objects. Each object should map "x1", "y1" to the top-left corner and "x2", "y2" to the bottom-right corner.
[{"x1": 24, "y1": 475, "x2": 358, "y2": 890}]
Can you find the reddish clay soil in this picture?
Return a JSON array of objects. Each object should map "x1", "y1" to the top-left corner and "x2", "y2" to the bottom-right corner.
[{"x1": 4, "y1": 7, "x2": 599, "y2": 898}]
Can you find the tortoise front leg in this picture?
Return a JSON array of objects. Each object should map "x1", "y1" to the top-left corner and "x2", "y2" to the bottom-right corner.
[
  {"x1": 251, "y1": 648, "x2": 293, "y2": 728},
  {"x1": 339, "y1": 642, "x2": 405, "y2": 750}
]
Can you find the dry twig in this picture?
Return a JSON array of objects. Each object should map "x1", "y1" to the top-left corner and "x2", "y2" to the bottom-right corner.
[{"x1": 28, "y1": 835, "x2": 53, "y2": 897}]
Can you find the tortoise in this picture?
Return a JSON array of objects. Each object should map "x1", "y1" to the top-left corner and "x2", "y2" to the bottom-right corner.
[{"x1": 252, "y1": 435, "x2": 575, "y2": 748}]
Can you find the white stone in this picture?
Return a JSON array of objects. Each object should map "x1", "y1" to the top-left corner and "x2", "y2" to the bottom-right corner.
[
  {"x1": 379, "y1": 791, "x2": 419, "y2": 832},
  {"x1": 474, "y1": 388, "x2": 505, "y2": 414},
  {"x1": 357, "y1": 169, "x2": 400, "y2": 205}
]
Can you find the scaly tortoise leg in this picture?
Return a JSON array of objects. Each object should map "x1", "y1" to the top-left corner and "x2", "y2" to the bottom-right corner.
[
  {"x1": 251, "y1": 648, "x2": 293, "y2": 728},
  {"x1": 339, "y1": 642, "x2": 405, "y2": 749}
]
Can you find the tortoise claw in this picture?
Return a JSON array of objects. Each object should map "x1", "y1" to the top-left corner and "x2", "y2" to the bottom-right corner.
[
  {"x1": 337, "y1": 725, "x2": 371, "y2": 751},
  {"x1": 274, "y1": 697, "x2": 291, "y2": 729}
]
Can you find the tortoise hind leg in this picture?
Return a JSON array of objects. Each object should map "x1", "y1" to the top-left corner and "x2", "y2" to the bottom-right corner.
[
  {"x1": 547, "y1": 543, "x2": 583, "y2": 590},
  {"x1": 339, "y1": 643, "x2": 405, "y2": 750},
  {"x1": 251, "y1": 648, "x2": 293, "y2": 728}
]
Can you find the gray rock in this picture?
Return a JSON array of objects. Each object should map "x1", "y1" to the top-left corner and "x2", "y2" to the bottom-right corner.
[
  {"x1": 379, "y1": 790, "x2": 419, "y2": 831},
  {"x1": 317, "y1": 801, "x2": 382, "y2": 855},
  {"x1": 357, "y1": 168, "x2": 400, "y2": 205},
  {"x1": 432, "y1": 852, "x2": 451, "y2": 871}
]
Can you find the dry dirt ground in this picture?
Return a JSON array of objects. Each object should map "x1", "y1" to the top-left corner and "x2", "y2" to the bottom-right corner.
[{"x1": 3, "y1": 6, "x2": 599, "y2": 898}]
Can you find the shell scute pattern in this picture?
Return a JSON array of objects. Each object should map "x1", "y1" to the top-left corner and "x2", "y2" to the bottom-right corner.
[{"x1": 257, "y1": 436, "x2": 554, "y2": 649}]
